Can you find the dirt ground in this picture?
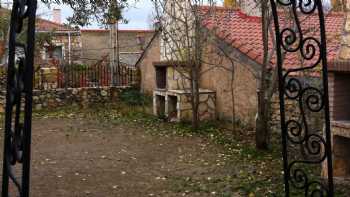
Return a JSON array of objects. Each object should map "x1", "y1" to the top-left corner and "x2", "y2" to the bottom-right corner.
[
  {"x1": 1, "y1": 117, "x2": 231, "y2": 197},
  {"x1": 0, "y1": 108, "x2": 348, "y2": 197}
]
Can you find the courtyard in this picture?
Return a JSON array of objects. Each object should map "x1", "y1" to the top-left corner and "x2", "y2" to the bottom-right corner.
[{"x1": 0, "y1": 104, "x2": 348, "y2": 196}]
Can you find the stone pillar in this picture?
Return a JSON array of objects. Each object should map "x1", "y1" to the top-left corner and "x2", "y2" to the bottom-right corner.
[
  {"x1": 53, "y1": 9, "x2": 62, "y2": 24},
  {"x1": 339, "y1": 0, "x2": 350, "y2": 60}
]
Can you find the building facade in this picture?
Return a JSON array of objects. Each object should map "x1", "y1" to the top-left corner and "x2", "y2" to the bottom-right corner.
[
  {"x1": 81, "y1": 29, "x2": 156, "y2": 67},
  {"x1": 137, "y1": 0, "x2": 345, "y2": 127}
]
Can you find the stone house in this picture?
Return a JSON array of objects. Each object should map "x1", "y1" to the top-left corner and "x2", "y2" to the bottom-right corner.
[
  {"x1": 0, "y1": 8, "x2": 83, "y2": 67},
  {"x1": 137, "y1": 0, "x2": 345, "y2": 126},
  {"x1": 36, "y1": 18, "x2": 82, "y2": 67},
  {"x1": 81, "y1": 29, "x2": 156, "y2": 67},
  {"x1": 136, "y1": 31, "x2": 161, "y2": 92}
]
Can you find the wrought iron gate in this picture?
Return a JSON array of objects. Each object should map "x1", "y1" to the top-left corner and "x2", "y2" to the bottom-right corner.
[
  {"x1": 1, "y1": 0, "x2": 37, "y2": 196},
  {"x1": 270, "y1": 0, "x2": 334, "y2": 196},
  {"x1": 0, "y1": 0, "x2": 335, "y2": 196}
]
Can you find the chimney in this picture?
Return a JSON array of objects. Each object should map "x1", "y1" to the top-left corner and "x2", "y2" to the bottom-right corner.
[
  {"x1": 338, "y1": 1, "x2": 350, "y2": 60},
  {"x1": 240, "y1": 0, "x2": 261, "y2": 17},
  {"x1": 332, "y1": 0, "x2": 345, "y2": 11},
  {"x1": 223, "y1": 0, "x2": 237, "y2": 8},
  {"x1": 53, "y1": 8, "x2": 62, "y2": 24}
]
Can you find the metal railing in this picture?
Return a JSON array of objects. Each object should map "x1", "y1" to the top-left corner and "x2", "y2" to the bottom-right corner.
[{"x1": 0, "y1": 63, "x2": 138, "y2": 90}]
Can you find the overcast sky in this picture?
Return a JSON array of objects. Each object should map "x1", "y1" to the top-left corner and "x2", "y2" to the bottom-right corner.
[
  {"x1": 37, "y1": 0, "x2": 154, "y2": 30},
  {"x1": 2, "y1": 0, "x2": 332, "y2": 29}
]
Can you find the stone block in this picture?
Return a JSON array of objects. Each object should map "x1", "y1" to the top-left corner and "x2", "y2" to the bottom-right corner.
[
  {"x1": 207, "y1": 97, "x2": 216, "y2": 110},
  {"x1": 339, "y1": 46, "x2": 350, "y2": 60},
  {"x1": 199, "y1": 94, "x2": 209, "y2": 102},
  {"x1": 198, "y1": 103, "x2": 209, "y2": 113},
  {"x1": 35, "y1": 104, "x2": 42, "y2": 111},
  {"x1": 345, "y1": 15, "x2": 350, "y2": 32},
  {"x1": 342, "y1": 34, "x2": 350, "y2": 47},
  {"x1": 101, "y1": 90, "x2": 108, "y2": 97}
]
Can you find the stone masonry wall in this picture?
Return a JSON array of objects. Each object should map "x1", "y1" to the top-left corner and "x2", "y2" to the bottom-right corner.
[
  {"x1": 35, "y1": 33, "x2": 83, "y2": 66},
  {"x1": 179, "y1": 92, "x2": 216, "y2": 121},
  {"x1": 270, "y1": 94, "x2": 298, "y2": 133},
  {"x1": 270, "y1": 93, "x2": 324, "y2": 134},
  {"x1": 81, "y1": 30, "x2": 155, "y2": 66},
  {"x1": 0, "y1": 86, "x2": 126, "y2": 112},
  {"x1": 139, "y1": 34, "x2": 161, "y2": 94}
]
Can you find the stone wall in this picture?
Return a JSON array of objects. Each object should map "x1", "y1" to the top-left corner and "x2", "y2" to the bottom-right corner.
[
  {"x1": 153, "y1": 89, "x2": 216, "y2": 122},
  {"x1": 200, "y1": 42, "x2": 260, "y2": 127},
  {"x1": 0, "y1": 86, "x2": 126, "y2": 112},
  {"x1": 178, "y1": 91, "x2": 216, "y2": 121},
  {"x1": 270, "y1": 94, "x2": 297, "y2": 133},
  {"x1": 53, "y1": 33, "x2": 82, "y2": 65},
  {"x1": 36, "y1": 32, "x2": 83, "y2": 66},
  {"x1": 138, "y1": 34, "x2": 161, "y2": 94},
  {"x1": 269, "y1": 92, "x2": 324, "y2": 134},
  {"x1": 166, "y1": 66, "x2": 191, "y2": 90},
  {"x1": 81, "y1": 30, "x2": 156, "y2": 66}
]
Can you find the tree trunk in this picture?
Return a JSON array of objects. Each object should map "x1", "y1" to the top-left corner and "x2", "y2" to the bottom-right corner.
[
  {"x1": 256, "y1": 90, "x2": 270, "y2": 149},
  {"x1": 190, "y1": 64, "x2": 200, "y2": 131},
  {"x1": 256, "y1": 0, "x2": 270, "y2": 150},
  {"x1": 230, "y1": 66, "x2": 236, "y2": 132}
]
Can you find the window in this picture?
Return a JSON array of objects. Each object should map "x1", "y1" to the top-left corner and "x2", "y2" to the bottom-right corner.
[
  {"x1": 45, "y1": 45, "x2": 64, "y2": 61},
  {"x1": 136, "y1": 35, "x2": 145, "y2": 49},
  {"x1": 156, "y1": 66, "x2": 167, "y2": 89}
]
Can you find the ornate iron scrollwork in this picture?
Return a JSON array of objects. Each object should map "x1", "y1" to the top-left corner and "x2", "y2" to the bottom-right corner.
[
  {"x1": 1, "y1": 0, "x2": 37, "y2": 197},
  {"x1": 270, "y1": 0, "x2": 334, "y2": 196}
]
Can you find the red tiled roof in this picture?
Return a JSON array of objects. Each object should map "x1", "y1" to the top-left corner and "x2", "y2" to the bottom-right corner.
[
  {"x1": 201, "y1": 7, "x2": 345, "y2": 71},
  {"x1": 81, "y1": 29, "x2": 155, "y2": 33},
  {"x1": 0, "y1": 8, "x2": 73, "y2": 32},
  {"x1": 81, "y1": 29, "x2": 109, "y2": 32},
  {"x1": 36, "y1": 18, "x2": 75, "y2": 32}
]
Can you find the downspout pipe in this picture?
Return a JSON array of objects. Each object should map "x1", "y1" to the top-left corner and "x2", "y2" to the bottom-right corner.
[{"x1": 68, "y1": 31, "x2": 71, "y2": 65}]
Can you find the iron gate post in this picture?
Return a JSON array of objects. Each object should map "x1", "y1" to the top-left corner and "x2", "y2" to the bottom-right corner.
[
  {"x1": 1, "y1": 0, "x2": 37, "y2": 197},
  {"x1": 269, "y1": 0, "x2": 334, "y2": 196}
]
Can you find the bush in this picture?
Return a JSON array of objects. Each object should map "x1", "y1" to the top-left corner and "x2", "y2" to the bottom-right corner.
[{"x1": 119, "y1": 88, "x2": 151, "y2": 106}]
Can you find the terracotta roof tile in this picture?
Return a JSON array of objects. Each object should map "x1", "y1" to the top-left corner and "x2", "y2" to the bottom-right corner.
[
  {"x1": 0, "y1": 8, "x2": 74, "y2": 32},
  {"x1": 36, "y1": 18, "x2": 74, "y2": 32},
  {"x1": 81, "y1": 29, "x2": 155, "y2": 33},
  {"x1": 201, "y1": 7, "x2": 345, "y2": 71}
]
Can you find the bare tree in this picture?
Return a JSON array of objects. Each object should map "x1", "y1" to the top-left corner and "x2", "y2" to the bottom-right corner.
[
  {"x1": 152, "y1": 0, "x2": 221, "y2": 130},
  {"x1": 255, "y1": 0, "x2": 292, "y2": 150},
  {"x1": 152, "y1": 0, "x2": 278, "y2": 143},
  {"x1": 255, "y1": 0, "x2": 273, "y2": 150},
  {"x1": 152, "y1": 0, "x2": 262, "y2": 132}
]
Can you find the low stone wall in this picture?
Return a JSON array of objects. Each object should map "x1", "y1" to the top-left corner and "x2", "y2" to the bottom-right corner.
[
  {"x1": 0, "y1": 86, "x2": 127, "y2": 112},
  {"x1": 153, "y1": 89, "x2": 216, "y2": 122}
]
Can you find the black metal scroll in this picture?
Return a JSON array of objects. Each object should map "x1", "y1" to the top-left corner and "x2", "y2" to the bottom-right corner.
[
  {"x1": 1, "y1": 0, "x2": 37, "y2": 196},
  {"x1": 270, "y1": 0, "x2": 334, "y2": 196}
]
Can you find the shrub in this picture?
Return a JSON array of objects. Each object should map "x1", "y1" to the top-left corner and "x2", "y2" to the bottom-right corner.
[{"x1": 119, "y1": 88, "x2": 151, "y2": 106}]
